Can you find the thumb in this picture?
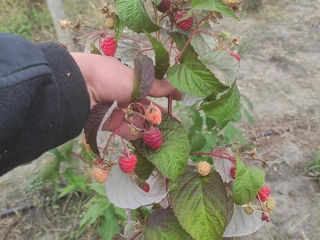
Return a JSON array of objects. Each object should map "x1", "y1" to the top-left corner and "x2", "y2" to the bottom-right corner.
[{"x1": 149, "y1": 79, "x2": 182, "y2": 100}]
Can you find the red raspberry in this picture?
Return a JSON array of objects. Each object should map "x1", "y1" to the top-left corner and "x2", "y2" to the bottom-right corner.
[
  {"x1": 257, "y1": 184, "x2": 271, "y2": 202},
  {"x1": 230, "y1": 52, "x2": 240, "y2": 63},
  {"x1": 92, "y1": 167, "x2": 109, "y2": 183},
  {"x1": 145, "y1": 104, "x2": 162, "y2": 125},
  {"x1": 139, "y1": 182, "x2": 150, "y2": 192},
  {"x1": 119, "y1": 153, "x2": 137, "y2": 174},
  {"x1": 157, "y1": 0, "x2": 171, "y2": 13},
  {"x1": 175, "y1": 10, "x2": 193, "y2": 31},
  {"x1": 100, "y1": 37, "x2": 117, "y2": 56},
  {"x1": 261, "y1": 211, "x2": 271, "y2": 222},
  {"x1": 142, "y1": 127, "x2": 163, "y2": 150},
  {"x1": 230, "y1": 166, "x2": 236, "y2": 179}
]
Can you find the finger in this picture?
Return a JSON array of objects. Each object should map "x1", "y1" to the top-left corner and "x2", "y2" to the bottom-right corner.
[{"x1": 149, "y1": 79, "x2": 181, "y2": 100}]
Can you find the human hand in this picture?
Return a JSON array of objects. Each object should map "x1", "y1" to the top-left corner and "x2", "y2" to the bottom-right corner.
[{"x1": 71, "y1": 53, "x2": 181, "y2": 108}]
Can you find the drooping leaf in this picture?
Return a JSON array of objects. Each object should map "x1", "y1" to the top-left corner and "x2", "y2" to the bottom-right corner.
[
  {"x1": 170, "y1": 168, "x2": 232, "y2": 240},
  {"x1": 191, "y1": 0, "x2": 238, "y2": 19},
  {"x1": 132, "y1": 114, "x2": 190, "y2": 181},
  {"x1": 190, "y1": 28, "x2": 218, "y2": 58},
  {"x1": 105, "y1": 166, "x2": 167, "y2": 209},
  {"x1": 201, "y1": 83, "x2": 240, "y2": 129},
  {"x1": 232, "y1": 157, "x2": 265, "y2": 205},
  {"x1": 115, "y1": 39, "x2": 141, "y2": 68},
  {"x1": 144, "y1": 31, "x2": 169, "y2": 79},
  {"x1": 134, "y1": 150, "x2": 155, "y2": 180},
  {"x1": 168, "y1": 59, "x2": 227, "y2": 98},
  {"x1": 143, "y1": 209, "x2": 193, "y2": 239},
  {"x1": 169, "y1": 33, "x2": 227, "y2": 98},
  {"x1": 200, "y1": 50, "x2": 239, "y2": 85},
  {"x1": 116, "y1": 0, "x2": 160, "y2": 33},
  {"x1": 223, "y1": 205, "x2": 265, "y2": 237},
  {"x1": 132, "y1": 54, "x2": 155, "y2": 100}
]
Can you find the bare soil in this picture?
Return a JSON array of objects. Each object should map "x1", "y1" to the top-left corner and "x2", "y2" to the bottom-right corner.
[{"x1": 0, "y1": 0, "x2": 319, "y2": 239}]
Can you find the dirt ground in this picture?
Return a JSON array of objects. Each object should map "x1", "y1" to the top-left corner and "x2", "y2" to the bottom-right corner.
[{"x1": 0, "y1": 0, "x2": 320, "y2": 239}]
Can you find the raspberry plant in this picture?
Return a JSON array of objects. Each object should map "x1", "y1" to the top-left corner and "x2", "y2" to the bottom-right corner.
[{"x1": 61, "y1": 0, "x2": 276, "y2": 239}]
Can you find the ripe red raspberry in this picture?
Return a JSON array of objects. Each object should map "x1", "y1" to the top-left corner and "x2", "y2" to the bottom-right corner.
[
  {"x1": 142, "y1": 127, "x2": 163, "y2": 150},
  {"x1": 119, "y1": 153, "x2": 137, "y2": 174},
  {"x1": 230, "y1": 166, "x2": 236, "y2": 179},
  {"x1": 92, "y1": 167, "x2": 109, "y2": 183},
  {"x1": 257, "y1": 184, "x2": 271, "y2": 202},
  {"x1": 157, "y1": 0, "x2": 171, "y2": 13},
  {"x1": 230, "y1": 52, "x2": 240, "y2": 63},
  {"x1": 261, "y1": 211, "x2": 271, "y2": 222},
  {"x1": 145, "y1": 104, "x2": 162, "y2": 125},
  {"x1": 175, "y1": 10, "x2": 193, "y2": 31},
  {"x1": 100, "y1": 37, "x2": 117, "y2": 56},
  {"x1": 139, "y1": 182, "x2": 150, "y2": 192}
]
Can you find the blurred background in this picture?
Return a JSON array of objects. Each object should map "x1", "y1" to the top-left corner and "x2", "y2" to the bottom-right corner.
[{"x1": 0, "y1": 0, "x2": 319, "y2": 239}]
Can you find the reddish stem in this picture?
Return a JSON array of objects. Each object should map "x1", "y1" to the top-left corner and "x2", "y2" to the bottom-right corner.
[
  {"x1": 190, "y1": 151, "x2": 236, "y2": 163},
  {"x1": 131, "y1": 231, "x2": 142, "y2": 240},
  {"x1": 70, "y1": 152, "x2": 91, "y2": 165},
  {"x1": 168, "y1": 95, "x2": 173, "y2": 116}
]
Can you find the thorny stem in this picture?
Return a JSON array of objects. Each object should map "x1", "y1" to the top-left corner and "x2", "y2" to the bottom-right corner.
[{"x1": 120, "y1": 35, "x2": 152, "y2": 47}]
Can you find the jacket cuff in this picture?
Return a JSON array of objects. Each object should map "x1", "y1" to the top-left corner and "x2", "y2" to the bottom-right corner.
[{"x1": 37, "y1": 42, "x2": 90, "y2": 143}]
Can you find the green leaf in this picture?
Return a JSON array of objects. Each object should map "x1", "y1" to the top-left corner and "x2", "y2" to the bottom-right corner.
[
  {"x1": 201, "y1": 83, "x2": 240, "y2": 129},
  {"x1": 134, "y1": 150, "x2": 155, "y2": 180},
  {"x1": 144, "y1": 31, "x2": 169, "y2": 79},
  {"x1": 63, "y1": 168, "x2": 87, "y2": 192},
  {"x1": 190, "y1": 27, "x2": 218, "y2": 57},
  {"x1": 144, "y1": 209, "x2": 193, "y2": 239},
  {"x1": 200, "y1": 50, "x2": 239, "y2": 85},
  {"x1": 169, "y1": 33, "x2": 227, "y2": 97},
  {"x1": 98, "y1": 210, "x2": 121, "y2": 240},
  {"x1": 89, "y1": 183, "x2": 107, "y2": 196},
  {"x1": 224, "y1": 123, "x2": 246, "y2": 144},
  {"x1": 232, "y1": 157, "x2": 265, "y2": 205},
  {"x1": 132, "y1": 114, "x2": 190, "y2": 181},
  {"x1": 152, "y1": 0, "x2": 162, "y2": 5},
  {"x1": 191, "y1": 0, "x2": 238, "y2": 19},
  {"x1": 59, "y1": 184, "x2": 76, "y2": 198},
  {"x1": 115, "y1": 15, "x2": 124, "y2": 41},
  {"x1": 190, "y1": 134, "x2": 206, "y2": 152},
  {"x1": 168, "y1": 59, "x2": 227, "y2": 98},
  {"x1": 116, "y1": 0, "x2": 160, "y2": 33},
  {"x1": 170, "y1": 168, "x2": 231, "y2": 240}
]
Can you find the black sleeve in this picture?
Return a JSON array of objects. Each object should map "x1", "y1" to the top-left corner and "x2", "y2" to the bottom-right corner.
[{"x1": 0, "y1": 33, "x2": 90, "y2": 176}]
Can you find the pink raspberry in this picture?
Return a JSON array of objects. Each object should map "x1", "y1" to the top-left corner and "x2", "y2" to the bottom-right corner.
[
  {"x1": 230, "y1": 166, "x2": 236, "y2": 179},
  {"x1": 157, "y1": 0, "x2": 171, "y2": 13},
  {"x1": 261, "y1": 211, "x2": 271, "y2": 222},
  {"x1": 100, "y1": 37, "x2": 117, "y2": 56},
  {"x1": 119, "y1": 153, "x2": 137, "y2": 174},
  {"x1": 175, "y1": 10, "x2": 193, "y2": 31},
  {"x1": 230, "y1": 52, "x2": 240, "y2": 63},
  {"x1": 139, "y1": 182, "x2": 150, "y2": 192},
  {"x1": 142, "y1": 127, "x2": 163, "y2": 150},
  {"x1": 257, "y1": 184, "x2": 271, "y2": 202}
]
